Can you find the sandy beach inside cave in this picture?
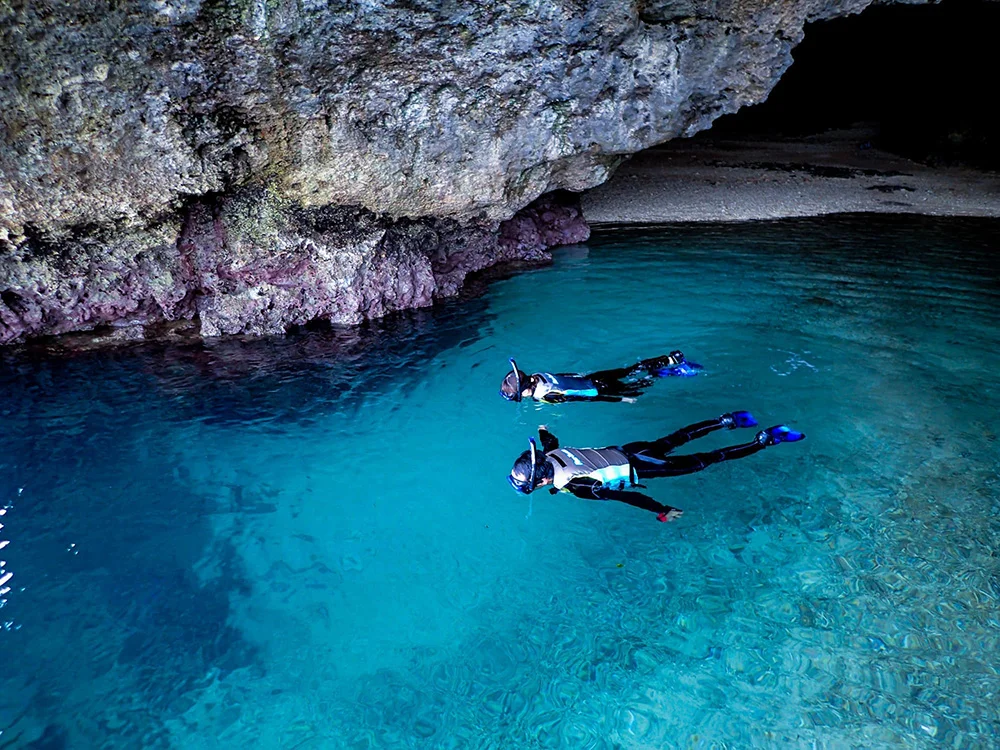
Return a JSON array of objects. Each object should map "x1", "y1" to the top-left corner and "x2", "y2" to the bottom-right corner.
[{"x1": 581, "y1": 127, "x2": 1000, "y2": 225}]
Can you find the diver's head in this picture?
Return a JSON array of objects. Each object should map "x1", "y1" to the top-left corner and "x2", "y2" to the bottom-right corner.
[
  {"x1": 507, "y1": 438, "x2": 553, "y2": 494},
  {"x1": 499, "y1": 358, "x2": 531, "y2": 402}
]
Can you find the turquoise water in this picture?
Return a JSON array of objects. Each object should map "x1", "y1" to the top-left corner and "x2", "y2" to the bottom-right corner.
[{"x1": 1, "y1": 215, "x2": 999, "y2": 749}]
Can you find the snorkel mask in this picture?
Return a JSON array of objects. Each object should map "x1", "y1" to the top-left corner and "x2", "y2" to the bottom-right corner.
[
  {"x1": 507, "y1": 437, "x2": 539, "y2": 494},
  {"x1": 500, "y1": 357, "x2": 525, "y2": 402}
]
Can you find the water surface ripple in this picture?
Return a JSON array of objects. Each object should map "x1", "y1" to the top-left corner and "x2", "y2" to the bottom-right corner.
[{"x1": 1, "y1": 216, "x2": 998, "y2": 749}]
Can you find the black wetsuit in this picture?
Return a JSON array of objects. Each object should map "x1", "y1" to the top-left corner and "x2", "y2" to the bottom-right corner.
[
  {"x1": 531, "y1": 354, "x2": 689, "y2": 403},
  {"x1": 538, "y1": 417, "x2": 766, "y2": 517}
]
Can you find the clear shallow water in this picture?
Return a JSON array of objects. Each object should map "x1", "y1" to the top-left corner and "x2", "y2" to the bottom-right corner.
[{"x1": 1, "y1": 215, "x2": 999, "y2": 749}]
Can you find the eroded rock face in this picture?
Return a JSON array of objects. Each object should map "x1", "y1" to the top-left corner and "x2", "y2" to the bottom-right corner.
[
  {"x1": 0, "y1": 191, "x2": 587, "y2": 344},
  {"x1": 2, "y1": 0, "x2": 900, "y2": 233},
  {"x1": 0, "y1": 0, "x2": 915, "y2": 342}
]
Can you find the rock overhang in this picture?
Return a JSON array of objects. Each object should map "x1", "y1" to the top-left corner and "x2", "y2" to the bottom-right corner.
[{"x1": 1, "y1": 0, "x2": 905, "y2": 238}]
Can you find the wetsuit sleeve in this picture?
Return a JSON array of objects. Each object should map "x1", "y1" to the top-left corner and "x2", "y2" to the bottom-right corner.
[
  {"x1": 596, "y1": 489, "x2": 680, "y2": 516},
  {"x1": 538, "y1": 427, "x2": 559, "y2": 452},
  {"x1": 562, "y1": 479, "x2": 678, "y2": 516},
  {"x1": 546, "y1": 393, "x2": 620, "y2": 403}
]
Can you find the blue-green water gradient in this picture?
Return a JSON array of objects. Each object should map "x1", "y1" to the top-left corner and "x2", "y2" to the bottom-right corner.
[{"x1": 1, "y1": 216, "x2": 998, "y2": 748}]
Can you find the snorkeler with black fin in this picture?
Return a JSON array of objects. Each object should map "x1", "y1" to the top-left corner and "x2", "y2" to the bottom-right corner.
[
  {"x1": 506, "y1": 413, "x2": 804, "y2": 522},
  {"x1": 499, "y1": 352, "x2": 701, "y2": 404}
]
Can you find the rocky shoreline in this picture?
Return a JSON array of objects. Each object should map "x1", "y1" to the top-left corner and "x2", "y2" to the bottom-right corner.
[
  {"x1": 6, "y1": 0, "x2": 929, "y2": 347},
  {"x1": 0, "y1": 191, "x2": 588, "y2": 348},
  {"x1": 5, "y1": 128, "x2": 998, "y2": 350}
]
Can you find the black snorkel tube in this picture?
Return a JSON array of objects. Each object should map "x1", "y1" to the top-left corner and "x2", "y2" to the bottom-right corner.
[
  {"x1": 507, "y1": 436, "x2": 540, "y2": 494},
  {"x1": 502, "y1": 357, "x2": 524, "y2": 402},
  {"x1": 528, "y1": 437, "x2": 538, "y2": 486}
]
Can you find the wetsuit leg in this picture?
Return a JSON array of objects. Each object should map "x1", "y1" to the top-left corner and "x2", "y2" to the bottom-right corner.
[
  {"x1": 651, "y1": 416, "x2": 731, "y2": 452},
  {"x1": 582, "y1": 366, "x2": 646, "y2": 399},
  {"x1": 620, "y1": 415, "x2": 738, "y2": 460},
  {"x1": 588, "y1": 353, "x2": 682, "y2": 385},
  {"x1": 587, "y1": 365, "x2": 644, "y2": 384},
  {"x1": 591, "y1": 380, "x2": 647, "y2": 399},
  {"x1": 629, "y1": 439, "x2": 766, "y2": 479},
  {"x1": 636, "y1": 353, "x2": 684, "y2": 372},
  {"x1": 588, "y1": 353, "x2": 690, "y2": 398}
]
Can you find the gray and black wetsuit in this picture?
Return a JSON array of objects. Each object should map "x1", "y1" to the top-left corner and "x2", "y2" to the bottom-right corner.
[
  {"x1": 538, "y1": 417, "x2": 766, "y2": 517},
  {"x1": 529, "y1": 353, "x2": 689, "y2": 404}
]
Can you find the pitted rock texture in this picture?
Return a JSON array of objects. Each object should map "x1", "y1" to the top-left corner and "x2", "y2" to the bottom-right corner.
[
  {"x1": 1, "y1": 0, "x2": 920, "y2": 239},
  {"x1": 0, "y1": 0, "x2": 925, "y2": 342},
  {"x1": 0, "y1": 191, "x2": 588, "y2": 344}
]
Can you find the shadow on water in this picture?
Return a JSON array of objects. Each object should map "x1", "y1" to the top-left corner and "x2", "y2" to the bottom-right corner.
[
  {"x1": 2, "y1": 295, "x2": 497, "y2": 429},
  {"x1": 591, "y1": 214, "x2": 999, "y2": 264},
  {"x1": 0, "y1": 298, "x2": 496, "y2": 747},
  {"x1": 0, "y1": 397, "x2": 257, "y2": 747}
]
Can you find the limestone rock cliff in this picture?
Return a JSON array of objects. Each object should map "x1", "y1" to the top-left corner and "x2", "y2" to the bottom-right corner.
[{"x1": 0, "y1": 0, "x2": 918, "y2": 343}]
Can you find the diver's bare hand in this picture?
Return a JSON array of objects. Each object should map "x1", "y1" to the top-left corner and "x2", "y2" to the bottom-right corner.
[{"x1": 622, "y1": 397, "x2": 637, "y2": 404}]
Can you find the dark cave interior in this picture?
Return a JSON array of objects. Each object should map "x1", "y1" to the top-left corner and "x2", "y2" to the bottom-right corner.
[{"x1": 705, "y1": 0, "x2": 1000, "y2": 170}]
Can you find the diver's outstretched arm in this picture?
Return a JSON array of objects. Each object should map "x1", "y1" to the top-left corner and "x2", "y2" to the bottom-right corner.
[
  {"x1": 544, "y1": 393, "x2": 633, "y2": 403},
  {"x1": 538, "y1": 426, "x2": 559, "y2": 452},
  {"x1": 591, "y1": 394, "x2": 637, "y2": 403},
  {"x1": 596, "y1": 488, "x2": 681, "y2": 518},
  {"x1": 563, "y1": 480, "x2": 683, "y2": 522}
]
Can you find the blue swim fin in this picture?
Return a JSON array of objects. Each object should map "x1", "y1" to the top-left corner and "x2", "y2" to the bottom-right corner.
[
  {"x1": 730, "y1": 410, "x2": 758, "y2": 428},
  {"x1": 655, "y1": 361, "x2": 702, "y2": 377},
  {"x1": 761, "y1": 425, "x2": 806, "y2": 445}
]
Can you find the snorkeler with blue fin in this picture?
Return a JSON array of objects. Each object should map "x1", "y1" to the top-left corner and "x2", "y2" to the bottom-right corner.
[
  {"x1": 499, "y1": 351, "x2": 701, "y2": 404},
  {"x1": 506, "y1": 413, "x2": 804, "y2": 522}
]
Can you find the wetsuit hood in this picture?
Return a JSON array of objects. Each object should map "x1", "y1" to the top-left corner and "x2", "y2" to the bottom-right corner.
[
  {"x1": 508, "y1": 437, "x2": 542, "y2": 493},
  {"x1": 500, "y1": 358, "x2": 526, "y2": 402}
]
